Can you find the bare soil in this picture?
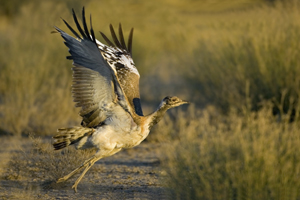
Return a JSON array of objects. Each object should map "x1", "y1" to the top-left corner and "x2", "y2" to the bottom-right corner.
[{"x1": 0, "y1": 136, "x2": 169, "y2": 200}]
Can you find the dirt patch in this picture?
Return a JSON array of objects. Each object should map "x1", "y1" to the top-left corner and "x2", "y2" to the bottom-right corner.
[{"x1": 0, "y1": 136, "x2": 170, "y2": 199}]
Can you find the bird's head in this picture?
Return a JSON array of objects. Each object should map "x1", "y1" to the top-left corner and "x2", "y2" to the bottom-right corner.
[
  {"x1": 148, "y1": 96, "x2": 189, "y2": 129},
  {"x1": 162, "y1": 96, "x2": 189, "y2": 108}
]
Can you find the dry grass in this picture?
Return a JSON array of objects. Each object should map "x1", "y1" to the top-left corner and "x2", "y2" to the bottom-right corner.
[
  {"x1": 2, "y1": 0, "x2": 298, "y2": 135},
  {"x1": 5, "y1": 134, "x2": 96, "y2": 183},
  {"x1": 1, "y1": 0, "x2": 300, "y2": 135},
  {"x1": 1, "y1": 133, "x2": 96, "y2": 199},
  {"x1": 160, "y1": 103, "x2": 300, "y2": 200},
  {"x1": 0, "y1": 2, "x2": 80, "y2": 135},
  {"x1": 0, "y1": 189, "x2": 37, "y2": 200},
  {"x1": 182, "y1": 4, "x2": 300, "y2": 113},
  {"x1": 1, "y1": 1, "x2": 300, "y2": 199}
]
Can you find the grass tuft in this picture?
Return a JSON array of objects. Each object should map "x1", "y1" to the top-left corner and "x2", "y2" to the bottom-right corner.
[
  {"x1": 162, "y1": 103, "x2": 300, "y2": 200},
  {"x1": 5, "y1": 133, "x2": 96, "y2": 184}
]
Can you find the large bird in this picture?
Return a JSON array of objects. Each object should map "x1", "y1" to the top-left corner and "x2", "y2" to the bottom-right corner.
[{"x1": 53, "y1": 7, "x2": 188, "y2": 192}]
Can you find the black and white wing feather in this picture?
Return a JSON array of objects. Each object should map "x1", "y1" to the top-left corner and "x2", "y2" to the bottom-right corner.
[
  {"x1": 96, "y1": 24, "x2": 143, "y2": 116},
  {"x1": 55, "y1": 8, "x2": 132, "y2": 127}
]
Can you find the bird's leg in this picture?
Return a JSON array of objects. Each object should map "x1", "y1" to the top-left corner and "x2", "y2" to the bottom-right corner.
[
  {"x1": 72, "y1": 156, "x2": 100, "y2": 192},
  {"x1": 57, "y1": 155, "x2": 96, "y2": 183}
]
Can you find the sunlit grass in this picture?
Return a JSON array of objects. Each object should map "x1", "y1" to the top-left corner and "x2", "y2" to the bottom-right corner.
[
  {"x1": 161, "y1": 103, "x2": 300, "y2": 200},
  {"x1": 5, "y1": 133, "x2": 96, "y2": 182},
  {"x1": 1, "y1": 1, "x2": 300, "y2": 134},
  {"x1": 181, "y1": 5, "x2": 300, "y2": 113},
  {"x1": 1, "y1": 1, "x2": 300, "y2": 198},
  {"x1": 0, "y1": 2, "x2": 79, "y2": 135}
]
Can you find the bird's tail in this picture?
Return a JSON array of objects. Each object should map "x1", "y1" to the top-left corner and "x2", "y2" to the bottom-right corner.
[{"x1": 53, "y1": 127, "x2": 95, "y2": 150}]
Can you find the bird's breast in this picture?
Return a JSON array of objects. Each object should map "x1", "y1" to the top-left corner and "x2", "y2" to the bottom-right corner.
[{"x1": 119, "y1": 127, "x2": 150, "y2": 149}]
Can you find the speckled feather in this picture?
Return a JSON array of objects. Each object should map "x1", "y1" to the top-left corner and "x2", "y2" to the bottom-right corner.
[{"x1": 96, "y1": 25, "x2": 143, "y2": 116}]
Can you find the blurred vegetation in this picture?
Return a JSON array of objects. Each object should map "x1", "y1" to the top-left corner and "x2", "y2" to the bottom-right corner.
[
  {"x1": 186, "y1": 4, "x2": 300, "y2": 113},
  {"x1": 1, "y1": 0, "x2": 300, "y2": 135},
  {"x1": 5, "y1": 134, "x2": 96, "y2": 182},
  {"x1": 1, "y1": 0, "x2": 300, "y2": 199},
  {"x1": 0, "y1": 0, "x2": 300, "y2": 135},
  {"x1": 161, "y1": 104, "x2": 300, "y2": 200}
]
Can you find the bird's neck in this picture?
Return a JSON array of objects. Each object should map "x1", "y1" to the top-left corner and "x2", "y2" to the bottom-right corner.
[{"x1": 145, "y1": 102, "x2": 169, "y2": 130}]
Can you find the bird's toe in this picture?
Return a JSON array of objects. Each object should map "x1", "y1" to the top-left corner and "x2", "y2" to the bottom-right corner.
[
  {"x1": 57, "y1": 177, "x2": 66, "y2": 183},
  {"x1": 72, "y1": 184, "x2": 78, "y2": 193}
]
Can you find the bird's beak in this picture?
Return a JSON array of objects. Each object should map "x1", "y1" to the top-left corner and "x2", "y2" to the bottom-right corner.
[{"x1": 181, "y1": 100, "x2": 190, "y2": 105}]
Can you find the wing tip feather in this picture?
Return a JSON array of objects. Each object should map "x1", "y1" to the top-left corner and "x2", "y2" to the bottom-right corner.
[
  {"x1": 128, "y1": 28, "x2": 134, "y2": 55},
  {"x1": 110, "y1": 24, "x2": 122, "y2": 49}
]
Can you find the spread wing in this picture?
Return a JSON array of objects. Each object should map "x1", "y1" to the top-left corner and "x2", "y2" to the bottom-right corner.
[
  {"x1": 96, "y1": 24, "x2": 143, "y2": 116},
  {"x1": 55, "y1": 8, "x2": 133, "y2": 128}
]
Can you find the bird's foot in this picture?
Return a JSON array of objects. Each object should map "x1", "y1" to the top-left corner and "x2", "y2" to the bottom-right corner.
[
  {"x1": 72, "y1": 183, "x2": 78, "y2": 193},
  {"x1": 56, "y1": 176, "x2": 68, "y2": 183}
]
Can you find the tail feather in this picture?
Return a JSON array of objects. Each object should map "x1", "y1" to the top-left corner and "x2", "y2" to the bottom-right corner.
[{"x1": 53, "y1": 127, "x2": 95, "y2": 150}]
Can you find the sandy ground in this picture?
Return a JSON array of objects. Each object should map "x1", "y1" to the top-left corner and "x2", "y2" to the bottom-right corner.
[{"x1": 0, "y1": 136, "x2": 170, "y2": 200}]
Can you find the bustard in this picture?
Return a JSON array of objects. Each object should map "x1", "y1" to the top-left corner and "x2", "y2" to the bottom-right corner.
[{"x1": 53, "y1": 7, "x2": 188, "y2": 192}]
